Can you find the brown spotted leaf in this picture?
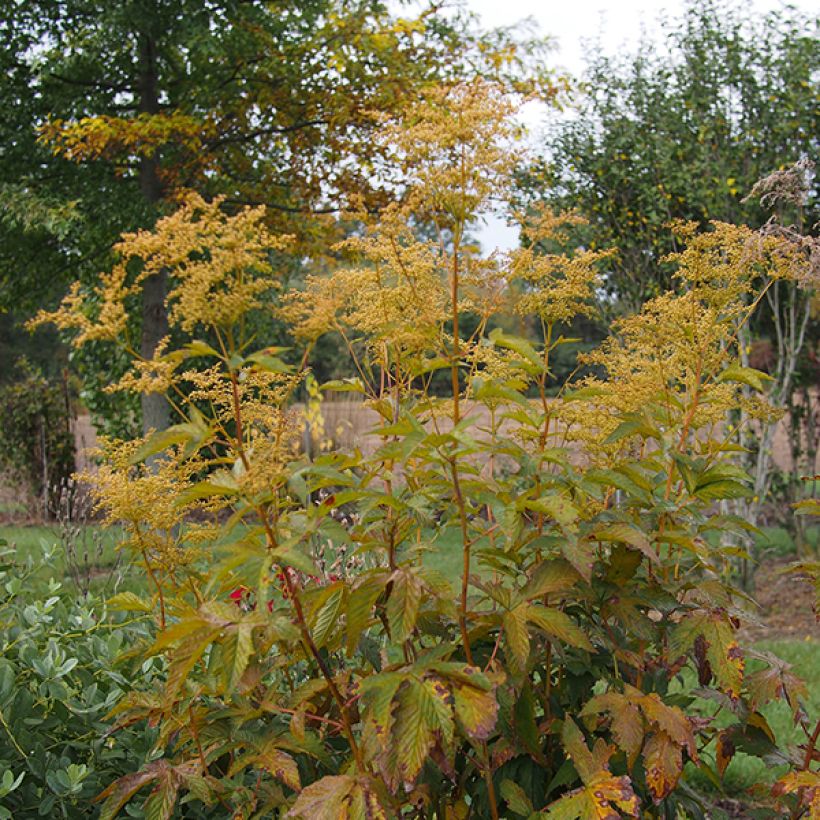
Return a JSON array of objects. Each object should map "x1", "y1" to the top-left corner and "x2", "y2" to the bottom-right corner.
[
  {"x1": 670, "y1": 611, "x2": 744, "y2": 701},
  {"x1": 644, "y1": 729, "x2": 683, "y2": 801},
  {"x1": 772, "y1": 770, "x2": 820, "y2": 817},
  {"x1": 544, "y1": 720, "x2": 639, "y2": 818},
  {"x1": 453, "y1": 679, "x2": 498, "y2": 741},
  {"x1": 715, "y1": 729, "x2": 736, "y2": 778},
  {"x1": 581, "y1": 692, "x2": 644, "y2": 767}
]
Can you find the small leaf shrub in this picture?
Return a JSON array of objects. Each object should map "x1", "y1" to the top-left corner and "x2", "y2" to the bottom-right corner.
[
  {"x1": 37, "y1": 81, "x2": 818, "y2": 818},
  {"x1": 0, "y1": 539, "x2": 154, "y2": 818}
]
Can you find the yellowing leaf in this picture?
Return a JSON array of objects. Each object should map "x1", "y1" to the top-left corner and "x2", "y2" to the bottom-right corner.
[
  {"x1": 286, "y1": 775, "x2": 354, "y2": 819},
  {"x1": 503, "y1": 604, "x2": 531, "y2": 673},
  {"x1": 670, "y1": 611, "x2": 744, "y2": 701},
  {"x1": 452, "y1": 680, "x2": 498, "y2": 741},
  {"x1": 521, "y1": 559, "x2": 580, "y2": 600},
  {"x1": 545, "y1": 719, "x2": 639, "y2": 818},
  {"x1": 644, "y1": 730, "x2": 683, "y2": 801}
]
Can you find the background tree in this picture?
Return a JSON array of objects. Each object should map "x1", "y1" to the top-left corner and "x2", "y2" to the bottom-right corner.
[
  {"x1": 1, "y1": 0, "x2": 553, "y2": 432},
  {"x1": 525, "y1": 0, "x2": 818, "y2": 313},
  {"x1": 520, "y1": 0, "x2": 818, "y2": 545}
]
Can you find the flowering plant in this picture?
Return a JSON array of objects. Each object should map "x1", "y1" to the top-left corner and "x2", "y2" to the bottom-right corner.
[{"x1": 37, "y1": 81, "x2": 818, "y2": 819}]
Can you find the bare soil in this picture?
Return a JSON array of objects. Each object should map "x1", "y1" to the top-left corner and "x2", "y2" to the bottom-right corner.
[{"x1": 742, "y1": 556, "x2": 819, "y2": 642}]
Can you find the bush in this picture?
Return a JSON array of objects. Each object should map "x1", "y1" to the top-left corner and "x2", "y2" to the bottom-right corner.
[
  {"x1": 0, "y1": 538, "x2": 154, "y2": 818},
  {"x1": 37, "y1": 81, "x2": 819, "y2": 819},
  {"x1": 0, "y1": 360, "x2": 75, "y2": 518}
]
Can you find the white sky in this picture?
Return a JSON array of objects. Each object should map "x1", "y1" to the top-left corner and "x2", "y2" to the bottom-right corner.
[{"x1": 463, "y1": 0, "x2": 818, "y2": 250}]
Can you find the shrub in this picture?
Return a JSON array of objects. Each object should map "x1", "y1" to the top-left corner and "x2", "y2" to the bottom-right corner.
[
  {"x1": 0, "y1": 538, "x2": 154, "y2": 818},
  {"x1": 37, "y1": 81, "x2": 818, "y2": 818},
  {"x1": 0, "y1": 360, "x2": 75, "y2": 518}
]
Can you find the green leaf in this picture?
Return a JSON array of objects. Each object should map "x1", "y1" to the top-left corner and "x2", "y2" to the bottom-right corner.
[
  {"x1": 346, "y1": 573, "x2": 388, "y2": 654},
  {"x1": 521, "y1": 494, "x2": 579, "y2": 528},
  {"x1": 320, "y1": 378, "x2": 365, "y2": 393},
  {"x1": 107, "y1": 592, "x2": 152, "y2": 613},
  {"x1": 386, "y1": 568, "x2": 423, "y2": 643},
  {"x1": 503, "y1": 604, "x2": 531, "y2": 672},
  {"x1": 488, "y1": 328, "x2": 545, "y2": 373},
  {"x1": 718, "y1": 363, "x2": 772, "y2": 392},
  {"x1": 521, "y1": 559, "x2": 579, "y2": 600},
  {"x1": 694, "y1": 479, "x2": 752, "y2": 501},
  {"x1": 392, "y1": 679, "x2": 437, "y2": 784},
  {"x1": 592, "y1": 522, "x2": 659, "y2": 564},
  {"x1": 501, "y1": 779, "x2": 534, "y2": 816},
  {"x1": 311, "y1": 586, "x2": 344, "y2": 649},
  {"x1": 225, "y1": 622, "x2": 253, "y2": 693},
  {"x1": 246, "y1": 350, "x2": 293, "y2": 374},
  {"x1": 526, "y1": 604, "x2": 592, "y2": 650}
]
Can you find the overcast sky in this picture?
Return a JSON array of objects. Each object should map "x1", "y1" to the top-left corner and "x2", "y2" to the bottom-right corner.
[{"x1": 461, "y1": 0, "x2": 817, "y2": 250}]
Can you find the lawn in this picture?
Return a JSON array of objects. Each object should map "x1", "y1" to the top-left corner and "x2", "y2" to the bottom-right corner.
[{"x1": 0, "y1": 522, "x2": 129, "y2": 595}]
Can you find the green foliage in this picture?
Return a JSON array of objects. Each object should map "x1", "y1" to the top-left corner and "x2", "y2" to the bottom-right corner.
[
  {"x1": 0, "y1": 361, "x2": 75, "y2": 514},
  {"x1": 0, "y1": 539, "x2": 154, "y2": 818},
  {"x1": 528, "y1": 0, "x2": 819, "y2": 312}
]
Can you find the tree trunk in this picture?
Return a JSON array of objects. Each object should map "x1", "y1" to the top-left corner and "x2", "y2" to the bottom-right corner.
[{"x1": 138, "y1": 30, "x2": 170, "y2": 434}]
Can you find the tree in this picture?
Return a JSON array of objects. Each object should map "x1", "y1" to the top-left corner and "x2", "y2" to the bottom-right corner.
[
  {"x1": 527, "y1": 0, "x2": 818, "y2": 313},
  {"x1": 521, "y1": 0, "x2": 818, "y2": 546},
  {"x1": 1, "y1": 0, "x2": 552, "y2": 432}
]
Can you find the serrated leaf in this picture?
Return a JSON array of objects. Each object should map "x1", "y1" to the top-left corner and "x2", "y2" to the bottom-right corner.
[
  {"x1": 359, "y1": 671, "x2": 406, "y2": 745},
  {"x1": 452, "y1": 680, "x2": 498, "y2": 740},
  {"x1": 503, "y1": 604, "x2": 531, "y2": 672},
  {"x1": 311, "y1": 586, "x2": 344, "y2": 649},
  {"x1": 592, "y1": 523, "x2": 658, "y2": 564},
  {"x1": 225, "y1": 622, "x2": 253, "y2": 693},
  {"x1": 546, "y1": 719, "x2": 639, "y2": 818},
  {"x1": 500, "y1": 779, "x2": 533, "y2": 816},
  {"x1": 521, "y1": 494, "x2": 579, "y2": 527},
  {"x1": 392, "y1": 679, "x2": 437, "y2": 784},
  {"x1": 561, "y1": 535, "x2": 596, "y2": 583},
  {"x1": 644, "y1": 730, "x2": 683, "y2": 801},
  {"x1": 286, "y1": 775, "x2": 354, "y2": 818},
  {"x1": 107, "y1": 591, "x2": 152, "y2": 613},
  {"x1": 258, "y1": 747, "x2": 300, "y2": 792},
  {"x1": 526, "y1": 604, "x2": 592, "y2": 650},
  {"x1": 386, "y1": 568, "x2": 423, "y2": 643},
  {"x1": 694, "y1": 479, "x2": 752, "y2": 501},
  {"x1": 346, "y1": 574, "x2": 388, "y2": 654},
  {"x1": 670, "y1": 611, "x2": 744, "y2": 701},
  {"x1": 320, "y1": 377, "x2": 365, "y2": 393},
  {"x1": 581, "y1": 693, "x2": 643, "y2": 766},
  {"x1": 488, "y1": 328, "x2": 545, "y2": 373},
  {"x1": 521, "y1": 559, "x2": 580, "y2": 601}
]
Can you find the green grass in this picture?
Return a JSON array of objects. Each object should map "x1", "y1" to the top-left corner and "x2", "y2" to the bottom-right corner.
[
  {"x1": 753, "y1": 525, "x2": 819, "y2": 559},
  {"x1": 681, "y1": 637, "x2": 820, "y2": 800},
  {"x1": 0, "y1": 523, "x2": 130, "y2": 595}
]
